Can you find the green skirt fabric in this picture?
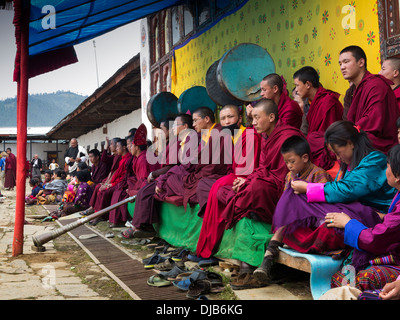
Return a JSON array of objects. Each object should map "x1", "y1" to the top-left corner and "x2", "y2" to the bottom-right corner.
[{"x1": 127, "y1": 201, "x2": 272, "y2": 267}]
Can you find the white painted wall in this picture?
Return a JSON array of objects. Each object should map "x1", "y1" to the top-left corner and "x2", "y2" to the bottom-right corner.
[
  {"x1": 75, "y1": 108, "x2": 143, "y2": 151},
  {"x1": 2, "y1": 141, "x2": 69, "y2": 166}
]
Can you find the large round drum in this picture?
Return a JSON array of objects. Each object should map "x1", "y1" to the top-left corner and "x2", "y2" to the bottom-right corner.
[
  {"x1": 206, "y1": 60, "x2": 244, "y2": 107},
  {"x1": 177, "y1": 86, "x2": 217, "y2": 115},
  {"x1": 217, "y1": 43, "x2": 275, "y2": 102},
  {"x1": 147, "y1": 91, "x2": 179, "y2": 128}
]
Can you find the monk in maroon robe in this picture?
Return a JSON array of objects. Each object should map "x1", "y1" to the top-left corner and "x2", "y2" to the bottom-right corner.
[
  {"x1": 247, "y1": 73, "x2": 303, "y2": 129},
  {"x1": 88, "y1": 149, "x2": 109, "y2": 185},
  {"x1": 109, "y1": 124, "x2": 150, "y2": 227},
  {"x1": 195, "y1": 105, "x2": 261, "y2": 259},
  {"x1": 191, "y1": 99, "x2": 303, "y2": 266},
  {"x1": 84, "y1": 139, "x2": 131, "y2": 225},
  {"x1": 4, "y1": 148, "x2": 16, "y2": 190},
  {"x1": 121, "y1": 114, "x2": 196, "y2": 238},
  {"x1": 182, "y1": 107, "x2": 232, "y2": 213},
  {"x1": 340, "y1": 45, "x2": 399, "y2": 153},
  {"x1": 293, "y1": 66, "x2": 343, "y2": 170},
  {"x1": 379, "y1": 57, "x2": 400, "y2": 114}
]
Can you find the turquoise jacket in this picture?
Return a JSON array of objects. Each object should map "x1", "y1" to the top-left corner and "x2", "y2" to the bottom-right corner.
[{"x1": 325, "y1": 151, "x2": 396, "y2": 212}]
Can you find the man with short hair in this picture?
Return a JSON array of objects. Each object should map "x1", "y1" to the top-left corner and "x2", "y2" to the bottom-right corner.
[
  {"x1": 4, "y1": 148, "x2": 16, "y2": 190},
  {"x1": 379, "y1": 57, "x2": 400, "y2": 112},
  {"x1": 30, "y1": 154, "x2": 42, "y2": 180},
  {"x1": 340, "y1": 45, "x2": 399, "y2": 153},
  {"x1": 293, "y1": 66, "x2": 343, "y2": 170},
  {"x1": 64, "y1": 138, "x2": 88, "y2": 173},
  {"x1": 88, "y1": 149, "x2": 109, "y2": 185}
]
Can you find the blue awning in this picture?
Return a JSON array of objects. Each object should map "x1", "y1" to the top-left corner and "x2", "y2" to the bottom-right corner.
[{"x1": 28, "y1": 0, "x2": 184, "y2": 56}]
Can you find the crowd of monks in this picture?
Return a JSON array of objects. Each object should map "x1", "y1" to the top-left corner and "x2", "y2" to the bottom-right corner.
[{"x1": 78, "y1": 45, "x2": 400, "y2": 295}]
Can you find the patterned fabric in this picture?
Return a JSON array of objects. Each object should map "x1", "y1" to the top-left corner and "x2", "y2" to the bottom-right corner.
[
  {"x1": 284, "y1": 163, "x2": 332, "y2": 190},
  {"x1": 331, "y1": 265, "x2": 400, "y2": 291}
]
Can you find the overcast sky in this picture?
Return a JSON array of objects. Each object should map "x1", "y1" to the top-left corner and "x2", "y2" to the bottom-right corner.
[{"x1": 0, "y1": 10, "x2": 141, "y2": 100}]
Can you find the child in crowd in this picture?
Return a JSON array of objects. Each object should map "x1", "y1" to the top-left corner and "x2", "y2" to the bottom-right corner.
[
  {"x1": 25, "y1": 178, "x2": 42, "y2": 205},
  {"x1": 38, "y1": 168, "x2": 67, "y2": 204},
  {"x1": 52, "y1": 170, "x2": 93, "y2": 217},
  {"x1": 326, "y1": 143, "x2": 400, "y2": 296},
  {"x1": 253, "y1": 135, "x2": 333, "y2": 284}
]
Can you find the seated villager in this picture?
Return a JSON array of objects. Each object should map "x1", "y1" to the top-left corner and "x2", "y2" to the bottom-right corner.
[
  {"x1": 52, "y1": 170, "x2": 94, "y2": 217},
  {"x1": 269, "y1": 121, "x2": 396, "y2": 269},
  {"x1": 293, "y1": 66, "x2": 343, "y2": 171},
  {"x1": 108, "y1": 124, "x2": 150, "y2": 228},
  {"x1": 192, "y1": 104, "x2": 261, "y2": 265},
  {"x1": 38, "y1": 168, "x2": 68, "y2": 204},
  {"x1": 252, "y1": 135, "x2": 333, "y2": 283},
  {"x1": 327, "y1": 144, "x2": 400, "y2": 294},
  {"x1": 121, "y1": 113, "x2": 195, "y2": 239},
  {"x1": 340, "y1": 45, "x2": 399, "y2": 153},
  {"x1": 83, "y1": 139, "x2": 132, "y2": 225},
  {"x1": 101, "y1": 137, "x2": 121, "y2": 174},
  {"x1": 25, "y1": 178, "x2": 43, "y2": 205},
  {"x1": 189, "y1": 99, "x2": 303, "y2": 285},
  {"x1": 88, "y1": 149, "x2": 109, "y2": 186}
]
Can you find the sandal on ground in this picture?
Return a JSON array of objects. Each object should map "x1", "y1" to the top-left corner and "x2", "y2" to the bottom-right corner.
[
  {"x1": 143, "y1": 254, "x2": 167, "y2": 269},
  {"x1": 121, "y1": 228, "x2": 135, "y2": 239},
  {"x1": 187, "y1": 279, "x2": 211, "y2": 299},
  {"x1": 147, "y1": 275, "x2": 172, "y2": 287},
  {"x1": 230, "y1": 273, "x2": 267, "y2": 290},
  {"x1": 132, "y1": 229, "x2": 156, "y2": 238},
  {"x1": 154, "y1": 258, "x2": 177, "y2": 271},
  {"x1": 206, "y1": 271, "x2": 224, "y2": 286},
  {"x1": 159, "y1": 265, "x2": 187, "y2": 280}
]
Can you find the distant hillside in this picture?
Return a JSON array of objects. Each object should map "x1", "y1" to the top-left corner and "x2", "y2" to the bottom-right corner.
[{"x1": 0, "y1": 91, "x2": 87, "y2": 127}]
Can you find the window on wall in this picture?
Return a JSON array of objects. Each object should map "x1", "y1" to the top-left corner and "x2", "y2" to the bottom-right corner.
[
  {"x1": 184, "y1": 4, "x2": 194, "y2": 35},
  {"x1": 378, "y1": 0, "x2": 400, "y2": 58},
  {"x1": 149, "y1": 1, "x2": 245, "y2": 96},
  {"x1": 171, "y1": 6, "x2": 181, "y2": 45}
]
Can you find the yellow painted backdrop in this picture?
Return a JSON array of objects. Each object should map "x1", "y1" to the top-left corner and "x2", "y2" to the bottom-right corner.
[{"x1": 171, "y1": 0, "x2": 380, "y2": 103}]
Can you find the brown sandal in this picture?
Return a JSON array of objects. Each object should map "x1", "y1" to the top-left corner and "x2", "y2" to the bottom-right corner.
[{"x1": 230, "y1": 273, "x2": 267, "y2": 290}]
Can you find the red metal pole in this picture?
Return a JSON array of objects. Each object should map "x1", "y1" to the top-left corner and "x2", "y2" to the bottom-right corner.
[{"x1": 12, "y1": 8, "x2": 29, "y2": 256}]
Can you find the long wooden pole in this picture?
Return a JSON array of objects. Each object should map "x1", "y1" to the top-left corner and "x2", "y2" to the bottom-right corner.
[{"x1": 12, "y1": 5, "x2": 29, "y2": 256}]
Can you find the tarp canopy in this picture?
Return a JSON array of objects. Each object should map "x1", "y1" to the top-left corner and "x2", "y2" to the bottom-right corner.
[
  {"x1": 14, "y1": 0, "x2": 183, "y2": 80},
  {"x1": 29, "y1": 0, "x2": 183, "y2": 56}
]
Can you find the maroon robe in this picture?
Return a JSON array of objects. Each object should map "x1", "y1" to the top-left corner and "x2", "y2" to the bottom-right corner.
[
  {"x1": 109, "y1": 151, "x2": 149, "y2": 225},
  {"x1": 196, "y1": 126, "x2": 261, "y2": 258},
  {"x1": 90, "y1": 152, "x2": 131, "y2": 214},
  {"x1": 90, "y1": 160, "x2": 109, "y2": 185},
  {"x1": 4, "y1": 153, "x2": 16, "y2": 189},
  {"x1": 277, "y1": 91, "x2": 303, "y2": 129},
  {"x1": 394, "y1": 85, "x2": 400, "y2": 114},
  {"x1": 347, "y1": 71, "x2": 399, "y2": 153},
  {"x1": 132, "y1": 133, "x2": 195, "y2": 228},
  {"x1": 220, "y1": 124, "x2": 303, "y2": 228},
  {"x1": 306, "y1": 86, "x2": 343, "y2": 170},
  {"x1": 183, "y1": 123, "x2": 232, "y2": 212}
]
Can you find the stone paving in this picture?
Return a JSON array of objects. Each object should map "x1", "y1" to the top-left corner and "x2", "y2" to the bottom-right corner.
[{"x1": 0, "y1": 186, "x2": 109, "y2": 300}]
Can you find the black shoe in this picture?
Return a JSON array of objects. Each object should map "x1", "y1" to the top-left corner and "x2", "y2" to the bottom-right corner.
[{"x1": 253, "y1": 258, "x2": 275, "y2": 284}]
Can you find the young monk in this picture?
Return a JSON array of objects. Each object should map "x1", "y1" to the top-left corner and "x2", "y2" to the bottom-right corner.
[
  {"x1": 379, "y1": 57, "x2": 400, "y2": 112},
  {"x1": 340, "y1": 45, "x2": 399, "y2": 153},
  {"x1": 108, "y1": 124, "x2": 150, "y2": 228},
  {"x1": 272, "y1": 121, "x2": 396, "y2": 259},
  {"x1": 84, "y1": 139, "x2": 132, "y2": 225},
  {"x1": 121, "y1": 114, "x2": 196, "y2": 239},
  {"x1": 182, "y1": 107, "x2": 232, "y2": 213},
  {"x1": 293, "y1": 66, "x2": 343, "y2": 171},
  {"x1": 88, "y1": 149, "x2": 109, "y2": 186},
  {"x1": 258, "y1": 73, "x2": 303, "y2": 129},
  {"x1": 327, "y1": 144, "x2": 400, "y2": 293},
  {"x1": 253, "y1": 135, "x2": 333, "y2": 283},
  {"x1": 193, "y1": 104, "x2": 261, "y2": 264}
]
